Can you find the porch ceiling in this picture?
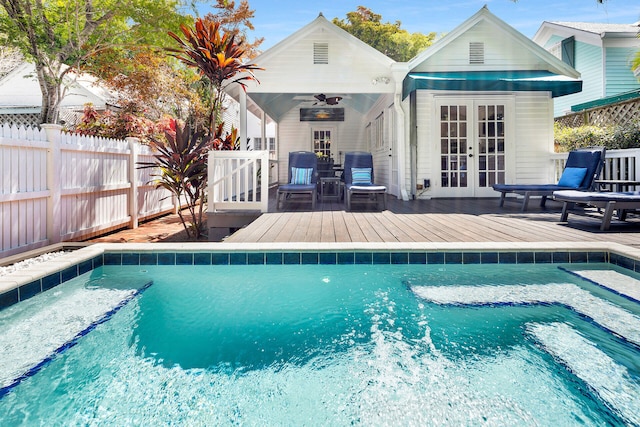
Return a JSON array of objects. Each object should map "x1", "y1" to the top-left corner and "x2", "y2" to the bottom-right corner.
[{"x1": 248, "y1": 92, "x2": 384, "y2": 122}]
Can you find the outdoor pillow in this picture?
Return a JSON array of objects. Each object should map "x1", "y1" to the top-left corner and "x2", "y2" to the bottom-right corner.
[
  {"x1": 351, "y1": 167, "x2": 372, "y2": 185},
  {"x1": 290, "y1": 167, "x2": 313, "y2": 185},
  {"x1": 557, "y1": 167, "x2": 588, "y2": 188}
]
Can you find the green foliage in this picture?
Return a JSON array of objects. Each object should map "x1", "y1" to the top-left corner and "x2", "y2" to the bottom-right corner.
[
  {"x1": 73, "y1": 103, "x2": 164, "y2": 143},
  {"x1": 332, "y1": 6, "x2": 435, "y2": 61},
  {"x1": 554, "y1": 121, "x2": 640, "y2": 152},
  {"x1": 138, "y1": 119, "x2": 213, "y2": 239}
]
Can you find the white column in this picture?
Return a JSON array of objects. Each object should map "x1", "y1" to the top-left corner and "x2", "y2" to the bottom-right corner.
[{"x1": 239, "y1": 90, "x2": 248, "y2": 150}]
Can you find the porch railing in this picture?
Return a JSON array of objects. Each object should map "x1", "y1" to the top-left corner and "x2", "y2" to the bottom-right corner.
[
  {"x1": 552, "y1": 148, "x2": 640, "y2": 185},
  {"x1": 207, "y1": 150, "x2": 270, "y2": 213}
]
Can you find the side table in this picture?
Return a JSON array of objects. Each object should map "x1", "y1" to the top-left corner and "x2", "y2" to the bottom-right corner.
[{"x1": 319, "y1": 177, "x2": 342, "y2": 202}]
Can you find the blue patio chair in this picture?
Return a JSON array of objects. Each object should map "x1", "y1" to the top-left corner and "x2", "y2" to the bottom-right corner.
[
  {"x1": 553, "y1": 190, "x2": 640, "y2": 231},
  {"x1": 277, "y1": 151, "x2": 318, "y2": 210},
  {"x1": 492, "y1": 147, "x2": 605, "y2": 211},
  {"x1": 343, "y1": 152, "x2": 387, "y2": 211}
]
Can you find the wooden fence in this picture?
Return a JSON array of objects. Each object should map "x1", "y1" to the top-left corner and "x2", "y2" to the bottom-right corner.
[
  {"x1": 555, "y1": 97, "x2": 640, "y2": 128},
  {"x1": 0, "y1": 124, "x2": 175, "y2": 258}
]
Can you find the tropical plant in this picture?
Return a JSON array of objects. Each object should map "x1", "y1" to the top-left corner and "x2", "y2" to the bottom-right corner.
[
  {"x1": 166, "y1": 17, "x2": 263, "y2": 136},
  {"x1": 139, "y1": 119, "x2": 213, "y2": 239}
]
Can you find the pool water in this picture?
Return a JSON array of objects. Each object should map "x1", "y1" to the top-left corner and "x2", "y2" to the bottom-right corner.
[{"x1": 1, "y1": 263, "x2": 639, "y2": 425}]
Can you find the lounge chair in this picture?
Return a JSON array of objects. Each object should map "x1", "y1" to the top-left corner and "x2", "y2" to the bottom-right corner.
[
  {"x1": 492, "y1": 147, "x2": 605, "y2": 211},
  {"x1": 343, "y1": 152, "x2": 387, "y2": 211},
  {"x1": 553, "y1": 190, "x2": 640, "y2": 231},
  {"x1": 277, "y1": 151, "x2": 318, "y2": 210}
]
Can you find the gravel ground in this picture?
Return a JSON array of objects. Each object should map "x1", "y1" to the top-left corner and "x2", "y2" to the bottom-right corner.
[{"x1": 0, "y1": 252, "x2": 68, "y2": 277}]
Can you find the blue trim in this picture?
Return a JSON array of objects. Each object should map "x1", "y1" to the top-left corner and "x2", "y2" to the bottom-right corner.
[{"x1": 403, "y1": 71, "x2": 582, "y2": 99}]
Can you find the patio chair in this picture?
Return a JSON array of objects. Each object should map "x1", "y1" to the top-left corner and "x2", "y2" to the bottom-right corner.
[
  {"x1": 277, "y1": 151, "x2": 318, "y2": 210},
  {"x1": 553, "y1": 190, "x2": 640, "y2": 231},
  {"x1": 343, "y1": 152, "x2": 387, "y2": 211},
  {"x1": 492, "y1": 147, "x2": 605, "y2": 211}
]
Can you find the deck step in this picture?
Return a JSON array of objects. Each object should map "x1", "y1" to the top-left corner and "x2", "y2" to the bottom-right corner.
[
  {"x1": 527, "y1": 322, "x2": 640, "y2": 426},
  {"x1": 0, "y1": 275, "x2": 151, "y2": 396},
  {"x1": 410, "y1": 283, "x2": 640, "y2": 347}
]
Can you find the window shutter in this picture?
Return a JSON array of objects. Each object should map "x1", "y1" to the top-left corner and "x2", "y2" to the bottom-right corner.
[{"x1": 561, "y1": 36, "x2": 575, "y2": 68}]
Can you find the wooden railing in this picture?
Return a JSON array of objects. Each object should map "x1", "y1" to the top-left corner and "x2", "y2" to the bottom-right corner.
[
  {"x1": 207, "y1": 150, "x2": 270, "y2": 213},
  {"x1": 552, "y1": 148, "x2": 640, "y2": 184}
]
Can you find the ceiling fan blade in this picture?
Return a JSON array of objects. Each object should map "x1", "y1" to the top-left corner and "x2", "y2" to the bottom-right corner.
[
  {"x1": 314, "y1": 93, "x2": 326, "y2": 102},
  {"x1": 326, "y1": 96, "x2": 343, "y2": 105}
]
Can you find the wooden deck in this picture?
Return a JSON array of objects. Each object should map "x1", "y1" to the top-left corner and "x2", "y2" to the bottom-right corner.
[{"x1": 224, "y1": 192, "x2": 640, "y2": 247}]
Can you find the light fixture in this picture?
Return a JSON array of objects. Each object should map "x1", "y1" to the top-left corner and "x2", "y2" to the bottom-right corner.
[{"x1": 371, "y1": 76, "x2": 390, "y2": 85}]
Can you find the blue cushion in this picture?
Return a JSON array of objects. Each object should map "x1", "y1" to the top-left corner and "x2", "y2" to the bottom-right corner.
[
  {"x1": 290, "y1": 167, "x2": 313, "y2": 185},
  {"x1": 557, "y1": 167, "x2": 588, "y2": 188},
  {"x1": 351, "y1": 167, "x2": 372, "y2": 184}
]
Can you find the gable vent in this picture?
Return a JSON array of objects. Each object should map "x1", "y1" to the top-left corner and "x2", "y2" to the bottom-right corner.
[
  {"x1": 314, "y1": 42, "x2": 329, "y2": 64},
  {"x1": 469, "y1": 42, "x2": 484, "y2": 64}
]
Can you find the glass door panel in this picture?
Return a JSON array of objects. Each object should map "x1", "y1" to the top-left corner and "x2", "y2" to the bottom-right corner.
[
  {"x1": 439, "y1": 105, "x2": 468, "y2": 189},
  {"x1": 477, "y1": 104, "x2": 505, "y2": 187}
]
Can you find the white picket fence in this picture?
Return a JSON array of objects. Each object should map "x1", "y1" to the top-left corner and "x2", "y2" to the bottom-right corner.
[
  {"x1": 0, "y1": 124, "x2": 175, "y2": 258},
  {"x1": 552, "y1": 148, "x2": 640, "y2": 185}
]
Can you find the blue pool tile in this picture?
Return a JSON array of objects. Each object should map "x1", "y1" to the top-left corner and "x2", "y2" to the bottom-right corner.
[
  {"x1": 104, "y1": 253, "x2": 122, "y2": 265},
  {"x1": 355, "y1": 252, "x2": 372, "y2": 264},
  {"x1": 78, "y1": 259, "x2": 94, "y2": 275},
  {"x1": 372, "y1": 252, "x2": 390, "y2": 264},
  {"x1": 517, "y1": 252, "x2": 534, "y2": 264},
  {"x1": 480, "y1": 252, "x2": 498, "y2": 264},
  {"x1": 158, "y1": 253, "x2": 176, "y2": 265},
  {"x1": 611, "y1": 253, "x2": 635, "y2": 271},
  {"x1": 176, "y1": 253, "x2": 194, "y2": 265},
  {"x1": 319, "y1": 252, "x2": 337, "y2": 265},
  {"x1": 463, "y1": 252, "x2": 481, "y2": 264},
  {"x1": 41, "y1": 272, "x2": 61, "y2": 291},
  {"x1": 122, "y1": 253, "x2": 140, "y2": 266},
  {"x1": 337, "y1": 252, "x2": 354, "y2": 264},
  {"x1": 140, "y1": 252, "x2": 158, "y2": 265},
  {"x1": 587, "y1": 252, "x2": 607, "y2": 263},
  {"x1": 230, "y1": 253, "x2": 248, "y2": 265},
  {"x1": 266, "y1": 253, "x2": 283, "y2": 265},
  {"x1": 61, "y1": 266, "x2": 78, "y2": 282},
  {"x1": 570, "y1": 252, "x2": 588, "y2": 263},
  {"x1": 301, "y1": 253, "x2": 319, "y2": 264},
  {"x1": 445, "y1": 252, "x2": 463, "y2": 264},
  {"x1": 0, "y1": 289, "x2": 19, "y2": 310},
  {"x1": 535, "y1": 252, "x2": 552, "y2": 263},
  {"x1": 409, "y1": 252, "x2": 426, "y2": 264},
  {"x1": 248, "y1": 253, "x2": 265, "y2": 265},
  {"x1": 499, "y1": 252, "x2": 517, "y2": 264},
  {"x1": 93, "y1": 255, "x2": 104, "y2": 268},
  {"x1": 18, "y1": 280, "x2": 42, "y2": 301},
  {"x1": 391, "y1": 252, "x2": 409, "y2": 264},
  {"x1": 552, "y1": 252, "x2": 570, "y2": 264},
  {"x1": 194, "y1": 253, "x2": 212, "y2": 265},
  {"x1": 283, "y1": 252, "x2": 301, "y2": 265},
  {"x1": 427, "y1": 252, "x2": 445, "y2": 264},
  {"x1": 212, "y1": 253, "x2": 230, "y2": 265}
]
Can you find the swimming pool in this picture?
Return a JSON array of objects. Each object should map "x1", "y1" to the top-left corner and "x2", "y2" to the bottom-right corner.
[{"x1": 0, "y1": 243, "x2": 639, "y2": 425}]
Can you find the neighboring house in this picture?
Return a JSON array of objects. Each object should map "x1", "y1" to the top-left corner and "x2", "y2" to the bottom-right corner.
[
  {"x1": 533, "y1": 21, "x2": 640, "y2": 117},
  {"x1": 227, "y1": 6, "x2": 582, "y2": 200},
  {"x1": 0, "y1": 61, "x2": 119, "y2": 127}
]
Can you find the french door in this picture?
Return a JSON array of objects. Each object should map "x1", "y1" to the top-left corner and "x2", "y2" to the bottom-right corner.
[{"x1": 437, "y1": 98, "x2": 509, "y2": 197}]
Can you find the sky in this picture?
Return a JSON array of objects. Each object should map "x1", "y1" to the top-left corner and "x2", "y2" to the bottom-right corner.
[{"x1": 198, "y1": 0, "x2": 640, "y2": 51}]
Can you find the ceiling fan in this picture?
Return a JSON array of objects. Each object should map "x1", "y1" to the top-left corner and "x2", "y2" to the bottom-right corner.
[{"x1": 313, "y1": 93, "x2": 343, "y2": 106}]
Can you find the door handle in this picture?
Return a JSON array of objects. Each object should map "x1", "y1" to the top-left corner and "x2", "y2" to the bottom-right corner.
[{"x1": 468, "y1": 154, "x2": 474, "y2": 158}]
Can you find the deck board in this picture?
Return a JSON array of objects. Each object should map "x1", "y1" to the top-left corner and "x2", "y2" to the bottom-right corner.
[{"x1": 224, "y1": 194, "x2": 640, "y2": 247}]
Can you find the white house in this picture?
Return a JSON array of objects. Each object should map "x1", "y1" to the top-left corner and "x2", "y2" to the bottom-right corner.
[
  {"x1": 533, "y1": 21, "x2": 640, "y2": 117},
  {"x1": 227, "y1": 6, "x2": 583, "y2": 201}
]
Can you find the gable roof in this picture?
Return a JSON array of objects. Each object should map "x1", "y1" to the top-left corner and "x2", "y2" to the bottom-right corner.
[
  {"x1": 538, "y1": 21, "x2": 639, "y2": 38},
  {"x1": 403, "y1": 6, "x2": 582, "y2": 99},
  {"x1": 228, "y1": 13, "x2": 396, "y2": 121},
  {"x1": 407, "y1": 6, "x2": 579, "y2": 78}
]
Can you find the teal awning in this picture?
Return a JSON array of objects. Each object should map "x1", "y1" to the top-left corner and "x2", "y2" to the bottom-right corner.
[{"x1": 403, "y1": 71, "x2": 582, "y2": 99}]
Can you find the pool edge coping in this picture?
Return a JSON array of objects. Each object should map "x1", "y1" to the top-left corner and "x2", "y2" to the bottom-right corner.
[{"x1": 1, "y1": 241, "x2": 639, "y2": 308}]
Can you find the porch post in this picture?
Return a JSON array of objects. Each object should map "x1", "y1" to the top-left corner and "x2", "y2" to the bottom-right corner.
[
  {"x1": 239, "y1": 90, "x2": 248, "y2": 150},
  {"x1": 392, "y1": 65, "x2": 411, "y2": 201},
  {"x1": 42, "y1": 124, "x2": 62, "y2": 244}
]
